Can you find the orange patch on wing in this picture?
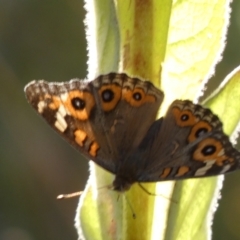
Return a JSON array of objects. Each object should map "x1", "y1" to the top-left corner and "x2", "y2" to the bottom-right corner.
[
  {"x1": 172, "y1": 108, "x2": 198, "y2": 127},
  {"x1": 74, "y1": 129, "x2": 87, "y2": 147},
  {"x1": 65, "y1": 90, "x2": 95, "y2": 121},
  {"x1": 89, "y1": 141, "x2": 99, "y2": 157},
  {"x1": 176, "y1": 166, "x2": 189, "y2": 177},
  {"x1": 122, "y1": 87, "x2": 155, "y2": 107},
  {"x1": 98, "y1": 84, "x2": 122, "y2": 112},
  {"x1": 188, "y1": 121, "x2": 212, "y2": 142},
  {"x1": 47, "y1": 95, "x2": 61, "y2": 110},
  {"x1": 193, "y1": 138, "x2": 234, "y2": 166},
  {"x1": 160, "y1": 168, "x2": 171, "y2": 179}
]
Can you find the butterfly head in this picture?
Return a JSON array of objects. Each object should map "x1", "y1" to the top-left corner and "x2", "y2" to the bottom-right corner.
[{"x1": 112, "y1": 175, "x2": 135, "y2": 192}]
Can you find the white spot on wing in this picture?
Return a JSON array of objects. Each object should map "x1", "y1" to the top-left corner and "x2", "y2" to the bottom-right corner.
[
  {"x1": 195, "y1": 160, "x2": 215, "y2": 176},
  {"x1": 38, "y1": 101, "x2": 46, "y2": 113},
  {"x1": 54, "y1": 108, "x2": 68, "y2": 132},
  {"x1": 220, "y1": 164, "x2": 231, "y2": 174},
  {"x1": 60, "y1": 92, "x2": 68, "y2": 102},
  {"x1": 217, "y1": 148, "x2": 225, "y2": 156},
  {"x1": 55, "y1": 121, "x2": 66, "y2": 132},
  {"x1": 58, "y1": 104, "x2": 68, "y2": 116}
]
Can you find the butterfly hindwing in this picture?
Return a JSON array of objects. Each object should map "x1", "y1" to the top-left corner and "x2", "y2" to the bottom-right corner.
[{"x1": 134, "y1": 100, "x2": 240, "y2": 182}]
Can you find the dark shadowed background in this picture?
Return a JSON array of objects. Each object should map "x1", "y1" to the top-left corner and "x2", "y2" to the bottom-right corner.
[{"x1": 0, "y1": 1, "x2": 240, "y2": 240}]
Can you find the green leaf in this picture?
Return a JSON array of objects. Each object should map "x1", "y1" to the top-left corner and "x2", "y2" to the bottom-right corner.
[
  {"x1": 162, "y1": 0, "x2": 231, "y2": 105},
  {"x1": 165, "y1": 66, "x2": 240, "y2": 240},
  {"x1": 166, "y1": 177, "x2": 222, "y2": 240},
  {"x1": 77, "y1": 164, "x2": 124, "y2": 240},
  {"x1": 76, "y1": 1, "x2": 122, "y2": 239},
  {"x1": 203, "y1": 65, "x2": 240, "y2": 135},
  {"x1": 84, "y1": 0, "x2": 120, "y2": 79},
  {"x1": 162, "y1": 1, "x2": 233, "y2": 240}
]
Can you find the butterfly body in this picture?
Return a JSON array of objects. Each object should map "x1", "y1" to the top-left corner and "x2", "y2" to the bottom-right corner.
[{"x1": 24, "y1": 73, "x2": 240, "y2": 192}]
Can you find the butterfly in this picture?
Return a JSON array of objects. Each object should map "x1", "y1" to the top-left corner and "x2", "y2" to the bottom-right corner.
[{"x1": 24, "y1": 72, "x2": 240, "y2": 192}]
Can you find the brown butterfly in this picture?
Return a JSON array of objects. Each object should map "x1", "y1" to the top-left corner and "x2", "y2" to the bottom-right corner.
[{"x1": 24, "y1": 72, "x2": 240, "y2": 192}]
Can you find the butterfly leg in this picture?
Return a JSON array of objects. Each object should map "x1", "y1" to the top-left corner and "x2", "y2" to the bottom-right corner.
[{"x1": 137, "y1": 183, "x2": 177, "y2": 203}]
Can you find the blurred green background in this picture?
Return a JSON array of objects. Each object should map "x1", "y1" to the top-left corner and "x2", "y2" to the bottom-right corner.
[{"x1": 0, "y1": 1, "x2": 240, "y2": 240}]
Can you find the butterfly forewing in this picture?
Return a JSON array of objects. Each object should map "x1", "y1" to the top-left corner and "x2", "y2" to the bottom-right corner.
[
  {"x1": 24, "y1": 79, "x2": 110, "y2": 167},
  {"x1": 24, "y1": 73, "x2": 164, "y2": 174}
]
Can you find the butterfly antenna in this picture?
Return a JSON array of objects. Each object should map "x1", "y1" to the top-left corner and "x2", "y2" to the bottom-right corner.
[
  {"x1": 124, "y1": 194, "x2": 136, "y2": 219},
  {"x1": 57, "y1": 184, "x2": 113, "y2": 200},
  {"x1": 97, "y1": 184, "x2": 113, "y2": 190},
  {"x1": 138, "y1": 183, "x2": 178, "y2": 204},
  {"x1": 57, "y1": 191, "x2": 83, "y2": 200}
]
